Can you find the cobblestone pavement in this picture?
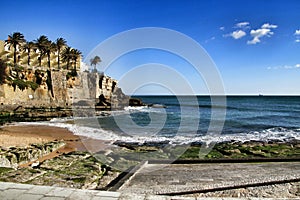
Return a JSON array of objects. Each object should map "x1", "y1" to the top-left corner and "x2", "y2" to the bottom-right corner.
[{"x1": 119, "y1": 162, "x2": 300, "y2": 195}]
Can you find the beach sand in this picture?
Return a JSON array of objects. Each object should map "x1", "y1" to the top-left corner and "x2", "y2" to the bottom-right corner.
[{"x1": 0, "y1": 124, "x2": 111, "y2": 167}]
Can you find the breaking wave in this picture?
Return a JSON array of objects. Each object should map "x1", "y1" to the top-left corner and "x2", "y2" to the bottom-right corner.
[{"x1": 16, "y1": 121, "x2": 300, "y2": 145}]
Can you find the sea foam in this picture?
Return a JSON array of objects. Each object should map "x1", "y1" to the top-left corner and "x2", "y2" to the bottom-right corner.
[{"x1": 15, "y1": 120, "x2": 300, "y2": 145}]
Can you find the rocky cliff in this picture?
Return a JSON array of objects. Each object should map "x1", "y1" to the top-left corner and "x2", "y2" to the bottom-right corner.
[{"x1": 0, "y1": 61, "x2": 143, "y2": 119}]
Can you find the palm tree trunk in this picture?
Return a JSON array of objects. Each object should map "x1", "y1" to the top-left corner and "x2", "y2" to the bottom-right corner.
[
  {"x1": 47, "y1": 52, "x2": 51, "y2": 69},
  {"x1": 74, "y1": 58, "x2": 77, "y2": 71},
  {"x1": 39, "y1": 53, "x2": 42, "y2": 67},
  {"x1": 13, "y1": 44, "x2": 17, "y2": 66},
  {"x1": 67, "y1": 59, "x2": 69, "y2": 70},
  {"x1": 27, "y1": 52, "x2": 30, "y2": 66},
  {"x1": 46, "y1": 70, "x2": 54, "y2": 97},
  {"x1": 57, "y1": 49, "x2": 60, "y2": 69}
]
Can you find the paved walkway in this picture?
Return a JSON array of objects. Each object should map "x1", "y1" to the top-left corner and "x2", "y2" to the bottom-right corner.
[
  {"x1": 0, "y1": 182, "x2": 121, "y2": 200},
  {"x1": 119, "y1": 162, "x2": 300, "y2": 195},
  {"x1": 0, "y1": 181, "x2": 217, "y2": 200},
  {"x1": 0, "y1": 181, "x2": 285, "y2": 200}
]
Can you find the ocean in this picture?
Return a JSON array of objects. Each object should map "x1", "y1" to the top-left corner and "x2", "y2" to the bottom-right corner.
[{"x1": 25, "y1": 96, "x2": 300, "y2": 144}]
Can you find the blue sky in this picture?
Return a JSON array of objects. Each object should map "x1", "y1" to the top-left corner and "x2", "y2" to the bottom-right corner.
[{"x1": 1, "y1": 0, "x2": 300, "y2": 95}]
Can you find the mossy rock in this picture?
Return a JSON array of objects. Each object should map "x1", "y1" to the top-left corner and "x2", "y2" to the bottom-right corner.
[{"x1": 0, "y1": 167, "x2": 13, "y2": 175}]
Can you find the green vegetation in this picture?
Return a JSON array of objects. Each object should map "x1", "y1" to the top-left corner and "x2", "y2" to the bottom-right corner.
[
  {"x1": 22, "y1": 41, "x2": 35, "y2": 66},
  {"x1": 0, "y1": 151, "x2": 120, "y2": 189},
  {"x1": 108, "y1": 141, "x2": 300, "y2": 166},
  {"x1": 0, "y1": 141, "x2": 298, "y2": 189},
  {"x1": 3, "y1": 32, "x2": 82, "y2": 70},
  {"x1": 55, "y1": 38, "x2": 67, "y2": 69},
  {"x1": 0, "y1": 32, "x2": 83, "y2": 100},
  {"x1": 11, "y1": 79, "x2": 39, "y2": 91},
  {"x1": 0, "y1": 167, "x2": 13, "y2": 175},
  {"x1": 90, "y1": 56, "x2": 101, "y2": 73},
  {"x1": 26, "y1": 81, "x2": 39, "y2": 91},
  {"x1": 90, "y1": 141, "x2": 300, "y2": 171},
  {"x1": 180, "y1": 142, "x2": 300, "y2": 159},
  {"x1": 12, "y1": 79, "x2": 28, "y2": 91},
  {"x1": 5, "y1": 32, "x2": 26, "y2": 66}
]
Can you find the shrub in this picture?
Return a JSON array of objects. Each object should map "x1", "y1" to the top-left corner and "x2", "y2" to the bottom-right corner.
[
  {"x1": 26, "y1": 81, "x2": 39, "y2": 91},
  {"x1": 12, "y1": 79, "x2": 28, "y2": 91}
]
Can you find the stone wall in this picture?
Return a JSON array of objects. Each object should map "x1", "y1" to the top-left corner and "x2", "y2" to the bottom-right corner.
[{"x1": 0, "y1": 84, "x2": 52, "y2": 106}]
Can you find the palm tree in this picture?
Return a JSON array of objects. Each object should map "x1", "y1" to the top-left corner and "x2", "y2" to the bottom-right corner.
[
  {"x1": 5, "y1": 32, "x2": 25, "y2": 66},
  {"x1": 34, "y1": 35, "x2": 49, "y2": 67},
  {"x1": 22, "y1": 41, "x2": 35, "y2": 67},
  {"x1": 55, "y1": 38, "x2": 67, "y2": 69},
  {"x1": 71, "y1": 48, "x2": 82, "y2": 71},
  {"x1": 90, "y1": 56, "x2": 101, "y2": 72},
  {"x1": 44, "y1": 41, "x2": 56, "y2": 69},
  {"x1": 61, "y1": 46, "x2": 72, "y2": 70}
]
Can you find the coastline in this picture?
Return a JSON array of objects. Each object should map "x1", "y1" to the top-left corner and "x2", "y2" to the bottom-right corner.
[
  {"x1": 0, "y1": 124, "x2": 78, "y2": 148},
  {"x1": 0, "y1": 124, "x2": 112, "y2": 166},
  {"x1": 0, "y1": 122, "x2": 299, "y2": 196}
]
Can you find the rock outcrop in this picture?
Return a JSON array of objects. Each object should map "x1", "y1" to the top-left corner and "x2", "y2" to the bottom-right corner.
[
  {"x1": 0, "y1": 151, "x2": 120, "y2": 190},
  {"x1": 0, "y1": 141, "x2": 65, "y2": 169},
  {"x1": 0, "y1": 62, "x2": 144, "y2": 121}
]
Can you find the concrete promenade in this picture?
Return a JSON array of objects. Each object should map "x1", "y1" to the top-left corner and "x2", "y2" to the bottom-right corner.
[
  {"x1": 1, "y1": 181, "x2": 293, "y2": 200},
  {"x1": 119, "y1": 162, "x2": 300, "y2": 196},
  {"x1": 0, "y1": 181, "x2": 253, "y2": 200}
]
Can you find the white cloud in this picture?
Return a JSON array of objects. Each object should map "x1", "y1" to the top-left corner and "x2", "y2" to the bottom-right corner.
[
  {"x1": 235, "y1": 22, "x2": 250, "y2": 29},
  {"x1": 247, "y1": 37, "x2": 261, "y2": 45},
  {"x1": 220, "y1": 26, "x2": 225, "y2": 31},
  {"x1": 261, "y1": 23, "x2": 278, "y2": 29},
  {"x1": 267, "y1": 64, "x2": 300, "y2": 70},
  {"x1": 294, "y1": 30, "x2": 300, "y2": 35},
  {"x1": 247, "y1": 23, "x2": 277, "y2": 45},
  {"x1": 294, "y1": 30, "x2": 300, "y2": 43},
  {"x1": 231, "y1": 30, "x2": 246, "y2": 39},
  {"x1": 205, "y1": 36, "x2": 216, "y2": 43}
]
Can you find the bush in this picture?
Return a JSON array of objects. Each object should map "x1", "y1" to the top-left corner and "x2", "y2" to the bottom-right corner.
[
  {"x1": 14, "y1": 65, "x2": 24, "y2": 72},
  {"x1": 12, "y1": 79, "x2": 28, "y2": 91},
  {"x1": 26, "y1": 81, "x2": 39, "y2": 91},
  {"x1": 11, "y1": 79, "x2": 39, "y2": 91}
]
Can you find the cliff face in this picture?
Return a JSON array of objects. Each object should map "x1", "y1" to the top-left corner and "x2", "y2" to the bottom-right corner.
[{"x1": 0, "y1": 64, "x2": 127, "y2": 111}]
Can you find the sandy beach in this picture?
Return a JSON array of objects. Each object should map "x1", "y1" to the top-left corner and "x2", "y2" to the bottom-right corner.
[
  {"x1": 0, "y1": 125, "x2": 78, "y2": 147},
  {"x1": 0, "y1": 124, "x2": 111, "y2": 166}
]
